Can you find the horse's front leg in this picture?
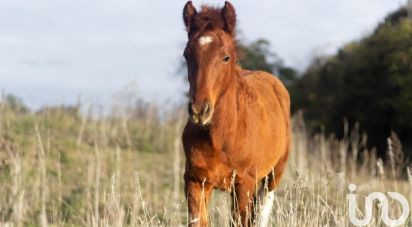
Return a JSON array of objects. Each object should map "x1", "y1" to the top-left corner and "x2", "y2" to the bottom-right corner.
[
  {"x1": 185, "y1": 179, "x2": 213, "y2": 227},
  {"x1": 231, "y1": 179, "x2": 256, "y2": 227}
]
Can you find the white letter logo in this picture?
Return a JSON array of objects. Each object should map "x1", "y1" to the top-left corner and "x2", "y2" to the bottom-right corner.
[{"x1": 347, "y1": 183, "x2": 410, "y2": 227}]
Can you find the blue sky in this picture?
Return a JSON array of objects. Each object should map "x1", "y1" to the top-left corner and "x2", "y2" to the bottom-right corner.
[{"x1": 0, "y1": 0, "x2": 406, "y2": 109}]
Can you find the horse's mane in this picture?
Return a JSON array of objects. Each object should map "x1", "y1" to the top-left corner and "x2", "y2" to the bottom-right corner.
[{"x1": 191, "y1": 6, "x2": 225, "y2": 34}]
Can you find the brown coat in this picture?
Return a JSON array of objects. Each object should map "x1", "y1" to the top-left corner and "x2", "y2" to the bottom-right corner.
[{"x1": 182, "y1": 2, "x2": 290, "y2": 226}]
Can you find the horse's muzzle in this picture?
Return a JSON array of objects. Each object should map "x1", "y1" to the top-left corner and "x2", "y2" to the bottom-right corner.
[{"x1": 188, "y1": 101, "x2": 214, "y2": 126}]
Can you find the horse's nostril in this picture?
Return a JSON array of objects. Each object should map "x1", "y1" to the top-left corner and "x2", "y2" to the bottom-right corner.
[
  {"x1": 189, "y1": 101, "x2": 213, "y2": 125},
  {"x1": 189, "y1": 102, "x2": 201, "y2": 115},
  {"x1": 203, "y1": 103, "x2": 209, "y2": 115},
  {"x1": 202, "y1": 102, "x2": 213, "y2": 120}
]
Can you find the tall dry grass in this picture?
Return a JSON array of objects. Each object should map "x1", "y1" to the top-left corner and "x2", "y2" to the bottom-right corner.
[{"x1": 0, "y1": 97, "x2": 411, "y2": 226}]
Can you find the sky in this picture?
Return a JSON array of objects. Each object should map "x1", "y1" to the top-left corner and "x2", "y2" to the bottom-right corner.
[{"x1": 0, "y1": 0, "x2": 406, "y2": 109}]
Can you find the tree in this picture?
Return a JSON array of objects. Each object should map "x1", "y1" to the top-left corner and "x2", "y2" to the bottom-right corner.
[
  {"x1": 237, "y1": 38, "x2": 298, "y2": 86},
  {"x1": 1, "y1": 93, "x2": 29, "y2": 114},
  {"x1": 291, "y1": 6, "x2": 412, "y2": 155}
]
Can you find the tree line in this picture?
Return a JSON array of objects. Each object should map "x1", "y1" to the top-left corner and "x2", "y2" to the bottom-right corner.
[{"x1": 235, "y1": 7, "x2": 412, "y2": 156}]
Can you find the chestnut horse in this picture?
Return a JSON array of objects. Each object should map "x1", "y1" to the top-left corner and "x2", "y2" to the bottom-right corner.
[{"x1": 181, "y1": 1, "x2": 291, "y2": 226}]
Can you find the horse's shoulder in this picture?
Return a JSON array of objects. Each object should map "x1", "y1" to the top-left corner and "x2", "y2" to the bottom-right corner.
[
  {"x1": 252, "y1": 71, "x2": 291, "y2": 132},
  {"x1": 239, "y1": 70, "x2": 290, "y2": 119}
]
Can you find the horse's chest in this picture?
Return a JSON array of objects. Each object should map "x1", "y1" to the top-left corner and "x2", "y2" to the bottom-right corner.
[{"x1": 187, "y1": 149, "x2": 233, "y2": 191}]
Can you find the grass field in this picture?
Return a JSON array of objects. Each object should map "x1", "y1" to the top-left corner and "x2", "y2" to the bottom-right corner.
[{"x1": 0, "y1": 99, "x2": 411, "y2": 226}]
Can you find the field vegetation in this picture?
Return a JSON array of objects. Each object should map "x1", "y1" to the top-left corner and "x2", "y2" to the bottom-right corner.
[{"x1": 0, "y1": 95, "x2": 411, "y2": 226}]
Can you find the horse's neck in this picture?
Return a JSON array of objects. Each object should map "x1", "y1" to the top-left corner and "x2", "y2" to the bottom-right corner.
[{"x1": 209, "y1": 74, "x2": 240, "y2": 149}]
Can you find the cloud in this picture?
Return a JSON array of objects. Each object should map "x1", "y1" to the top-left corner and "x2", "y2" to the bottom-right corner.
[{"x1": 0, "y1": 0, "x2": 406, "y2": 108}]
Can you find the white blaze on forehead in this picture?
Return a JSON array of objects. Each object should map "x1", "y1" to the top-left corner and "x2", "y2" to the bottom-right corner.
[{"x1": 198, "y1": 36, "x2": 213, "y2": 46}]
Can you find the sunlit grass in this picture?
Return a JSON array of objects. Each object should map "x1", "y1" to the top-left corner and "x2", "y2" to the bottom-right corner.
[{"x1": 0, "y1": 99, "x2": 411, "y2": 226}]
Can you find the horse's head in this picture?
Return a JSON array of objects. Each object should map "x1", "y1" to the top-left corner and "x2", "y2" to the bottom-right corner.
[{"x1": 183, "y1": 1, "x2": 237, "y2": 126}]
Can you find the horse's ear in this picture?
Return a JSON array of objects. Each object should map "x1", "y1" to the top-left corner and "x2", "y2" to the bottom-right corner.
[
  {"x1": 183, "y1": 1, "x2": 197, "y2": 32},
  {"x1": 221, "y1": 1, "x2": 236, "y2": 34}
]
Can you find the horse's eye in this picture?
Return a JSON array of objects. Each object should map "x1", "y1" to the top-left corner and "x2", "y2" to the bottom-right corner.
[{"x1": 223, "y1": 55, "x2": 230, "y2": 63}]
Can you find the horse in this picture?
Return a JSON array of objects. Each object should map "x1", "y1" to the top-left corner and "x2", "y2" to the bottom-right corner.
[{"x1": 181, "y1": 1, "x2": 291, "y2": 226}]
